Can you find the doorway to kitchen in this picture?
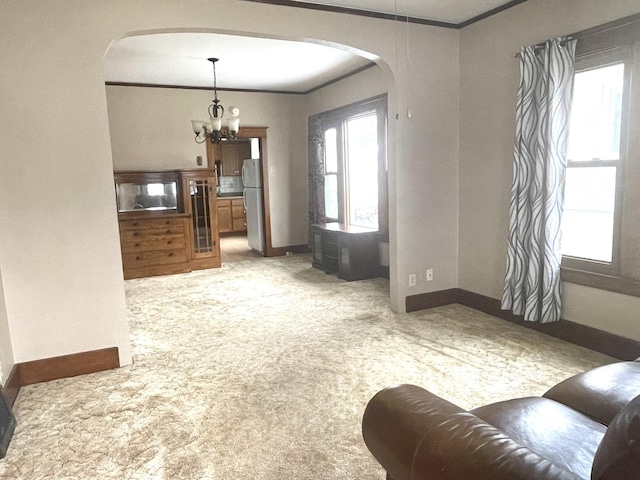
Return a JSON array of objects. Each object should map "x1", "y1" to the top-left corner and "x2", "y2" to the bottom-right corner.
[{"x1": 220, "y1": 234, "x2": 262, "y2": 263}]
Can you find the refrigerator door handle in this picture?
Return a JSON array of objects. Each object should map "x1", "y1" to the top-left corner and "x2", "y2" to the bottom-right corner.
[
  {"x1": 243, "y1": 189, "x2": 248, "y2": 211},
  {"x1": 241, "y1": 163, "x2": 247, "y2": 186}
]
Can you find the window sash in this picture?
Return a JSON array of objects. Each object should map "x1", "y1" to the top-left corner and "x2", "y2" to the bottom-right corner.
[
  {"x1": 561, "y1": 49, "x2": 631, "y2": 276},
  {"x1": 559, "y1": 14, "x2": 640, "y2": 296}
]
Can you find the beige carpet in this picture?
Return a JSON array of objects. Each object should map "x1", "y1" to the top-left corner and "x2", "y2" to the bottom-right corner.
[{"x1": 0, "y1": 254, "x2": 613, "y2": 479}]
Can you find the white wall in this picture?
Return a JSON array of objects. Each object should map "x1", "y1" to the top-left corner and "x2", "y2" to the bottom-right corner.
[
  {"x1": 0, "y1": 267, "x2": 14, "y2": 385},
  {"x1": 0, "y1": 0, "x2": 461, "y2": 366},
  {"x1": 393, "y1": 24, "x2": 460, "y2": 308},
  {"x1": 306, "y1": 65, "x2": 388, "y2": 116},
  {"x1": 458, "y1": 0, "x2": 640, "y2": 340},
  {"x1": 107, "y1": 86, "x2": 308, "y2": 247},
  {"x1": 309, "y1": 26, "x2": 461, "y2": 311}
]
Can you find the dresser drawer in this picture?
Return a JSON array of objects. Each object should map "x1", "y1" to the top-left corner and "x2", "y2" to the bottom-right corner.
[
  {"x1": 122, "y1": 249, "x2": 187, "y2": 268},
  {"x1": 119, "y1": 226, "x2": 185, "y2": 243},
  {"x1": 119, "y1": 217, "x2": 184, "y2": 231},
  {"x1": 231, "y1": 198, "x2": 244, "y2": 207},
  {"x1": 121, "y1": 235, "x2": 186, "y2": 253}
]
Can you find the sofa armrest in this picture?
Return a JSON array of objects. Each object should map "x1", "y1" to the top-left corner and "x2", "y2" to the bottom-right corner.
[
  {"x1": 363, "y1": 385, "x2": 583, "y2": 480},
  {"x1": 362, "y1": 385, "x2": 466, "y2": 480}
]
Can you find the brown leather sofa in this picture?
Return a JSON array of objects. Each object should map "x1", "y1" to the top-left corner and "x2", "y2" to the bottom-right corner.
[{"x1": 362, "y1": 359, "x2": 640, "y2": 480}]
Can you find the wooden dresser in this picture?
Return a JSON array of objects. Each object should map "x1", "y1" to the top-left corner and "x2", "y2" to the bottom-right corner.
[
  {"x1": 119, "y1": 214, "x2": 191, "y2": 279},
  {"x1": 115, "y1": 169, "x2": 221, "y2": 280}
]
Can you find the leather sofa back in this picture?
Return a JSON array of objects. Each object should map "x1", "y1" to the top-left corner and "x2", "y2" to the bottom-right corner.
[
  {"x1": 544, "y1": 360, "x2": 640, "y2": 426},
  {"x1": 591, "y1": 393, "x2": 640, "y2": 480}
]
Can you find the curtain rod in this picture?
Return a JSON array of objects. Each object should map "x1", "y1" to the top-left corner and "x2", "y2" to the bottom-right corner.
[
  {"x1": 514, "y1": 12, "x2": 640, "y2": 59},
  {"x1": 514, "y1": 38, "x2": 572, "y2": 58}
]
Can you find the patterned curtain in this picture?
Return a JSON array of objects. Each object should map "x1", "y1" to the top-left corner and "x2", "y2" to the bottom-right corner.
[
  {"x1": 308, "y1": 113, "x2": 326, "y2": 246},
  {"x1": 501, "y1": 38, "x2": 576, "y2": 323}
]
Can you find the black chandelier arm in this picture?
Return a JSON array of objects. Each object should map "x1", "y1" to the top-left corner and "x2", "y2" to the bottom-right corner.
[
  {"x1": 191, "y1": 57, "x2": 239, "y2": 145},
  {"x1": 208, "y1": 102, "x2": 224, "y2": 119}
]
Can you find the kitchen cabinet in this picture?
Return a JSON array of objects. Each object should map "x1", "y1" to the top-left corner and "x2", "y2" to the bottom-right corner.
[
  {"x1": 217, "y1": 197, "x2": 246, "y2": 233},
  {"x1": 231, "y1": 198, "x2": 247, "y2": 232},
  {"x1": 311, "y1": 223, "x2": 380, "y2": 281},
  {"x1": 212, "y1": 141, "x2": 251, "y2": 176},
  {"x1": 217, "y1": 200, "x2": 232, "y2": 233}
]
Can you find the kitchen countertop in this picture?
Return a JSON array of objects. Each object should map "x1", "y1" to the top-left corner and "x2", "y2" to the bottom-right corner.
[{"x1": 217, "y1": 192, "x2": 243, "y2": 198}]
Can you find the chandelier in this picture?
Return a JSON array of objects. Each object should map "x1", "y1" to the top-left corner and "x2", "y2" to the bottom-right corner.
[{"x1": 191, "y1": 58, "x2": 240, "y2": 144}]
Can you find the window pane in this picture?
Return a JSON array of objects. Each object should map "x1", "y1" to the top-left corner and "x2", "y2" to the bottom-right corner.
[
  {"x1": 324, "y1": 128, "x2": 338, "y2": 173},
  {"x1": 346, "y1": 113, "x2": 378, "y2": 229},
  {"x1": 567, "y1": 63, "x2": 624, "y2": 161},
  {"x1": 324, "y1": 174, "x2": 338, "y2": 220},
  {"x1": 561, "y1": 167, "x2": 616, "y2": 262}
]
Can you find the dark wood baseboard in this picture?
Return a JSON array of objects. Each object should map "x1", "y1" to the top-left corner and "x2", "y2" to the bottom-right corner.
[
  {"x1": 266, "y1": 244, "x2": 311, "y2": 257},
  {"x1": 406, "y1": 289, "x2": 640, "y2": 361},
  {"x1": 0, "y1": 347, "x2": 119, "y2": 459},
  {"x1": 4, "y1": 365, "x2": 21, "y2": 408},
  {"x1": 406, "y1": 288, "x2": 464, "y2": 312},
  {"x1": 18, "y1": 347, "x2": 120, "y2": 386},
  {"x1": 0, "y1": 386, "x2": 16, "y2": 459}
]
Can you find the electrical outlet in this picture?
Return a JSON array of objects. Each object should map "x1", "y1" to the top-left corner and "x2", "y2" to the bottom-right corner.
[
  {"x1": 426, "y1": 268, "x2": 433, "y2": 281},
  {"x1": 409, "y1": 273, "x2": 416, "y2": 287}
]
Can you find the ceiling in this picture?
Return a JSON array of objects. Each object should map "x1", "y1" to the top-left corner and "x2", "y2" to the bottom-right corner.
[
  {"x1": 104, "y1": 0, "x2": 521, "y2": 93},
  {"x1": 105, "y1": 33, "x2": 373, "y2": 93}
]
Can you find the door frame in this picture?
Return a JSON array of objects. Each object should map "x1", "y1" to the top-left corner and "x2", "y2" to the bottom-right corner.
[{"x1": 207, "y1": 126, "x2": 277, "y2": 256}]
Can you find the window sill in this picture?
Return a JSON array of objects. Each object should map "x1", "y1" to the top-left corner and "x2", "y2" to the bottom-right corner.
[{"x1": 561, "y1": 267, "x2": 640, "y2": 298}]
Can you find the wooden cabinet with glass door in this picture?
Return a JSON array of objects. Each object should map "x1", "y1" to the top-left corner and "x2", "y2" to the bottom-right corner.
[{"x1": 181, "y1": 169, "x2": 221, "y2": 270}]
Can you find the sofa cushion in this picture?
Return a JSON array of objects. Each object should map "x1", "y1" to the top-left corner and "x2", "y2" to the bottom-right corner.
[
  {"x1": 471, "y1": 397, "x2": 606, "y2": 479},
  {"x1": 591, "y1": 394, "x2": 640, "y2": 480},
  {"x1": 544, "y1": 361, "x2": 640, "y2": 426}
]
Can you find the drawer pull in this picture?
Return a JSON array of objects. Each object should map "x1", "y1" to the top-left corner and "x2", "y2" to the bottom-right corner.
[
  {"x1": 135, "y1": 256, "x2": 141, "y2": 260},
  {"x1": 168, "y1": 253, "x2": 174, "y2": 257},
  {"x1": 167, "y1": 241, "x2": 173, "y2": 245},
  {"x1": 134, "y1": 243, "x2": 140, "y2": 247},
  {"x1": 132, "y1": 222, "x2": 139, "y2": 227},
  {"x1": 165, "y1": 220, "x2": 171, "y2": 225},
  {"x1": 132, "y1": 232, "x2": 139, "y2": 236},
  {"x1": 166, "y1": 229, "x2": 173, "y2": 234}
]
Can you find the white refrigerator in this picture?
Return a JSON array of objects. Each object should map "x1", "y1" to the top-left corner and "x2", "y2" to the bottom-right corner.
[{"x1": 242, "y1": 158, "x2": 265, "y2": 254}]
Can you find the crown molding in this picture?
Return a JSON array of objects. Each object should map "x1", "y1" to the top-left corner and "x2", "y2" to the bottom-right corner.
[{"x1": 243, "y1": 0, "x2": 529, "y2": 29}]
